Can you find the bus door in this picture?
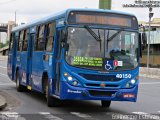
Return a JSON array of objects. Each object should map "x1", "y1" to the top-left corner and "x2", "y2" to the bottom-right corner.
[
  {"x1": 54, "y1": 28, "x2": 63, "y2": 95},
  {"x1": 19, "y1": 30, "x2": 29, "y2": 86},
  {"x1": 27, "y1": 27, "x2": 36, "y2": 89},
  {"x1": 43, "y1": 22, "x2": 57, "y2": 94},
  {"x1": 7, "y1": 33, "x2": 17, "y2": 80}
]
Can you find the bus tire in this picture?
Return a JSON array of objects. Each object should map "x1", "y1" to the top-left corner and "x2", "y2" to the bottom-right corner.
[
  {"x1": 16, "y1": 71, "x2": 25, "y2": 92},
  {"x1": 101, "y1": 100, "x2": 111, "y2": 108},
  {"x1": 45, "y1": 81, "x2": 60, "y2": 107}
]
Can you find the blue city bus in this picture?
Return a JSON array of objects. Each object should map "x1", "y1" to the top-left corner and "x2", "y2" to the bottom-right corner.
[{"x1": 7, "y1": 9, "x2": 142, "y2": 107}]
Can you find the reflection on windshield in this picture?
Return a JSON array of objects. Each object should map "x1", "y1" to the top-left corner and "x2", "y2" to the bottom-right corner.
[
  {"x1": 65, "y1": 27, "x2": 138, "y2": 71},
  {"x1": 66, "y1": 27, "x2": 104, "y2": 58}
]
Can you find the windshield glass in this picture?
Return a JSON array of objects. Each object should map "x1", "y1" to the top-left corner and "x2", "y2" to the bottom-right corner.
[{"x1": 65, "y1": 27, "x2": 138, "y2": 71}]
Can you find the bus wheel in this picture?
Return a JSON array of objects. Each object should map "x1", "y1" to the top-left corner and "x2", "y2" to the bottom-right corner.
[
  {"x1": 16, "y1": 71, "x2": 25, "y2": 92},
  {"x1": 101, "y1": 100, "x2": 111, "y2": 108},
  {"x1": 45, "y1": 82, "x2": 60, "y2": 107}
]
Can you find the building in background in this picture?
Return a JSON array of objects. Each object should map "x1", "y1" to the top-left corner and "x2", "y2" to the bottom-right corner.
[
  {"x1": 0, "y1": 21, "x2": 15, "y2": 44},
  {"x1": 0, "y1": 21, "x2": 15, "y2": 55},
  {"x1": 139, "y1": 18, "x2": 160, "y2": 67},
  {"x1": 7, "y1": 21, "x2": 15, "y2": 42}
]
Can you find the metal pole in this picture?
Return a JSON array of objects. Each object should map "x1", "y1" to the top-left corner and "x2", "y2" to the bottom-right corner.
[
  {"x1": 147, "y1": 14, "x2": 151, "y2": 68},
  {"x1": 147, "y1": 4, "x2": 154, "y2": 68},
  {"x1": 15, "y1": 11, "x2": 16, "y2": 26}
]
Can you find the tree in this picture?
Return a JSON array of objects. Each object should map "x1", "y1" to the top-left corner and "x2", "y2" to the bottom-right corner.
[
  {"x1": 0, "y1": 42, "x2": 4, "y2": 48},
  {"x1": 0, "y1": 40, "x2": 9, "y2": 48}
]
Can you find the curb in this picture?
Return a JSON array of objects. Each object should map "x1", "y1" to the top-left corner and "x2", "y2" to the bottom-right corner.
[
  {"x1": 0, "y1": 56, "x2": 8, "y2": 61},
  {"x1": 0, "y1": 95, "x2": 7, "y2": 110},
  {"x1": 140, "y1": 74, "x2": 160, "y2": 79}
]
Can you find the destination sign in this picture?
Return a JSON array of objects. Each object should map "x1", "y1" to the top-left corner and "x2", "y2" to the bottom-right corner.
[
  {"x1": 76, "y1": 14, "x2": 131, "y2": 27},
  {"x1": 73, "y1": 56, "x2": 103, "y2": 67},
  {"x1": 68, "y1": 11, "x2": 136, "y2": 28}
]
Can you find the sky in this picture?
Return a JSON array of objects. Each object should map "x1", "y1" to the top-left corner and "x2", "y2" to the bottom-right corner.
[{"x1": 0, "y1": 0, "x2": 160, "y2": 42}]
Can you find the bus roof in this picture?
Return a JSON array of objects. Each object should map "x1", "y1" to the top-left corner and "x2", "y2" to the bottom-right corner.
[{"x1": 12, "y1": 8, "x2": 136, "y2": 32}]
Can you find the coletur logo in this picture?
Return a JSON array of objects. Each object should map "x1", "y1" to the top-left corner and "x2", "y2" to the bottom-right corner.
[{"x1": 100, "y1": 83, "x2": 105, "y2": 88}]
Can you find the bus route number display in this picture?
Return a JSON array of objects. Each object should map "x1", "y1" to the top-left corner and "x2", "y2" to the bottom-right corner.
[
  {"x1": 73, "y1": 56, "x2": 103, "y2": 67},
  {"x1": 76, "y1": 14, "x2": 131, "y2": 27},
  {"x1": 68, "y1": 12, "x2": 133, "y2": 28}
]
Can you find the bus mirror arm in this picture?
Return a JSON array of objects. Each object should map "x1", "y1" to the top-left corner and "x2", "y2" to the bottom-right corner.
[
  {"x1": 61, "y1": 29, "x2": 67, "y2": 43},
  {"x1": 139, "y1": 33, "x2": 142, "y2": 58},
  {"x1": 65, "y1": 43, "x2": 69, "y2": 51},
  {"x1": 142, "y1": 33, "x2": 147, "y2": 50},
  {"x1": 139, "y1": 32, "x2": 147, "y2": 57},
  {"x1": 139, "y1": 25, "x2": 147, "y2": 50}
]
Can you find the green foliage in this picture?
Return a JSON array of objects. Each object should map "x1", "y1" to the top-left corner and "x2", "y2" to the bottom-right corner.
[
  {"x1": 99, "y1": 0, "x2": 112, "y2": 9},
  {"x1": 0, "y1": 40, "x2": 9, "y2": 48},
  {"x1": 0, "y1": 43, "x2": 3, "y2": 48}
]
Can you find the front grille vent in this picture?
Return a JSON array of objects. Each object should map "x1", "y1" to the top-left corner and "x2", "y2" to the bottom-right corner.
[
  {"x1": 85, "y1": 84, "x2": 119, "y2": 88},
  {"x1": 79, "y1": 73, "x2": 122, "y2": 82}
]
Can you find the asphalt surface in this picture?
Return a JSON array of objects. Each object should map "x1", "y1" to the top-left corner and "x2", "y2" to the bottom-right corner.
[
  {"x1": 0, "y1": 95, "x2": 6, "y2": 109},
  {"x1": 0, "y1": 60, "x2": 160, "y2": 120}
]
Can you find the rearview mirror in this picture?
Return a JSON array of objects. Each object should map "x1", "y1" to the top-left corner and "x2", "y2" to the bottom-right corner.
[
  {"x1": 65, "y1": 43, "x2": 69, "y2": 52},
  {"x1": 139, "y1": 32, "x2": 147, "y2": 58},
  {"x1": 139, "y1": 32, "x2": 147, "y2": 51},
  {"x1": 61, "y1": 29, "x2": 66, "y2": 43},
  {"x1": 142, "y1": 33, "x2": 147, "y2": 49},
  {"x1": 139, "y1": 33, "x2": 142, "y2": 58}
]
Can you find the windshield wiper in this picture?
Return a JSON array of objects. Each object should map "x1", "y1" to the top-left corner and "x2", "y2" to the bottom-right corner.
[
  {"x1": 84, "y1": 25, "x2": 102, "y2": 52},
  {"x1": 106, "y1": 29, "x2": 123, "y2": 52},
  {"x1": 84, "y1": 25, "x2": 101, "y2": 42},
  {"x1": 107, "y1": 29, "x2": 123, "y2": 42}
]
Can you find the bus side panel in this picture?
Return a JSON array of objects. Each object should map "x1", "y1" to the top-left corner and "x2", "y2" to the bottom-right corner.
[
  {"x1": 27, "y1": 32, "x2": 35, "y2": 90},
  {"x1": 15, "y1": 52, "x2": 21, "y2": 77},
  {"x1": 31, "y1": 52, "x2": 44, "y2": 92},
  {"x1": 19, "y1": 52, "x2": 28, "y2": 85},
  {"x1": 7, "y1": 51, "x2": 13, "y2": 80}
]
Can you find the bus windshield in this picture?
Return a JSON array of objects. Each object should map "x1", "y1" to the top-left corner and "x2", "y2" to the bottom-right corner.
[{"x1": 65, "y1": 27, "x2": 138, "y2": 71}]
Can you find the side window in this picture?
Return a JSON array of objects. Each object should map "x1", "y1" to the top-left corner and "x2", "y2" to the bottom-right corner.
[
  {"x1": 18, "y1": 31, "x2": 24, "y2": 51},
  {"x1": 9, "y1": 33, "x2": 14, "y2": 51},
  {"x1": 46, "y1": 22, "x2": 56, "y2": 52},
  {"x1": 22, "y1": 30, "x2": 28, "y2": 51},
  {"x1": 35, "y1": 25, "x2": 45, "y2": 51}
]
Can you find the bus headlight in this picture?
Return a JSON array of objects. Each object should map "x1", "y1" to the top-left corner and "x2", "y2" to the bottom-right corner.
[
  {"x1": 126, "y1": 79, "x2": 137, "y2": 88},
  {"x1": 69, "y1": 79, "x2": 81, "y2": 87},
  {"x1": 68, "y1": 76, "x2": 73, "y2": 81},
  {"x1": 64, "y1": 72, "x2": 68, "y2": 77},
  {"x1": 73, "y1": 81, "x2": 78, "y2": 86},
  {"x1": 131, "y1": 79, "x2": 136, "y2": 84},
  {"x1": 64, "y1": 72, "x2": 82, "y2": 87}
]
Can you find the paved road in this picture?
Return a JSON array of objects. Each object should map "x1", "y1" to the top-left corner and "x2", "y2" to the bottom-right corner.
[{"x1": 0, "y1": 60, "x2": 160, "y2": 120}]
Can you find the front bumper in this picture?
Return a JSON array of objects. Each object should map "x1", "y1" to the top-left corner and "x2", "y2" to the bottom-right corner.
[{"x1": 60, "y1": 81, "x2": 138, "y2": 102}]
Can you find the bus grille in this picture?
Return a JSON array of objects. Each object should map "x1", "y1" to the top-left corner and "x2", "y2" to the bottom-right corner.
[
  {"x1": 79, "y1": 73, "x2": 122, "y2": 82},
  {"x1": 88, "y1": 90, "x2": 116, "y2": 97},
  {"x1": 85, "y1": 84, "x2": 119, "y2": 88}
]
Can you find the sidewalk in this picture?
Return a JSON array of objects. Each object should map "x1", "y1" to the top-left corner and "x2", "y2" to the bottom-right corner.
[
  {"x1": 0, "y1": 95, "x2": 7, "y2": 110},
  {"x1": 140, "y1": 67, "x2": 160, "y2": 79},
  {"x1": 0, "y1": 56, "x2": 8, "y2": 61}
]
